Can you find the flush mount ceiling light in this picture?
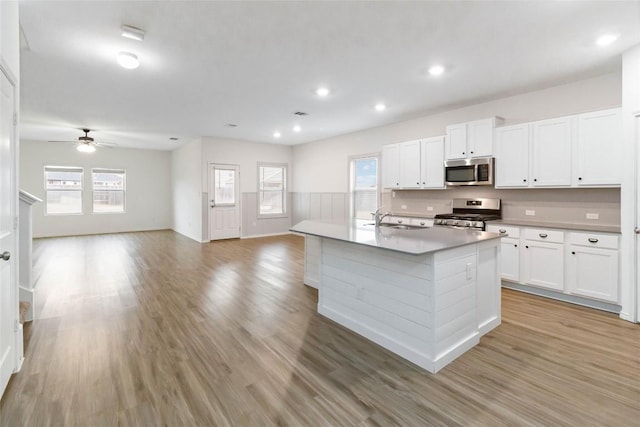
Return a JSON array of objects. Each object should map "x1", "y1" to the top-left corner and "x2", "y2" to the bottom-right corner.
[
  {"x1": 76, "y1": 143, "x2": 96, "y2": 153},
  {"x1": 292, "y1": 125, "x2": 301, "y2": 133},
  {"x1": 375, "y1": 103, "x2": 386, "y2": 112},
  {"x1": 273, "y1": 131, "x2": 281, "y2": 138},
  {"x1": 121, "y1": 25, "x2": 145, "y2": 41},
  {"x1": 315, "y1": 87, "x2": 330, "y2": 97},
  {"x1": 428, "y1": 65, "x2": 445, "y2": 76},
  {"x1": 596, "y1": 33, "x2": 620, "y2": 46},
  {"x1": 117, "y1": 51, "x2": 139, "y2": 69}
]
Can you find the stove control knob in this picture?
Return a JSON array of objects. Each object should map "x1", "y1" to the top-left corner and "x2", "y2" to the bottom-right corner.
[
  {"x1": 464, "y1": 221, "x2": 471, "y2": 227},
  {"x1": 452, "y1": 220, "x2": 459, "y2": 226}
]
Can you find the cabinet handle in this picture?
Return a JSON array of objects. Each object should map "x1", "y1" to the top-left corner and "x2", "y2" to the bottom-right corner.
[
  {"x1": 498, "y1": 229, "x2": 507, "y2": 234},
  {"x1": 420, "y1": 222, "x2": 425, "y2": 226},
  {"x1": 462, "y1": 152, "x2": 465, "y2": 155},
  {"x1": 397, "y1": 220, "x2": 403, "y2": 224},
  {"x1": 539, "y1": 233, "x2": 548, "y2": 238},
  {"x1": 514, "y1": 244, "x2": 518, "y2": 247},
  {"x1": 588, "y1": 238, "x2": 599, "y2": 243},
  {"x1": 578, "y1": 177, "x2": 583, "y2": 181},
  {"x1": 422, "y1": 182, "x2": 425, "y2": 185},
  {"x1": 417, "y1": 182, "x2": 420, "y2": 185},
  {"x1": 525, "y1": 245, "x2": 529, "y2": 249},
  {"x1": 523, "y1": 179, "x2": 527, "y2": 182},
  {"x1": 470, "y1": 151, "x2": 474, "y2": 154},
  {"x1": 533, "y1": 178, "x2": 538, "y2": 182},
  {"x1": 571, "y1": 251, "x2": 576, "y2": 255}
]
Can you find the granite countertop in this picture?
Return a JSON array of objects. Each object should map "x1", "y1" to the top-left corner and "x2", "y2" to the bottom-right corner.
[
  {"x1": 488, "y1": 219, "x2": 621, "y2": 234},
  {"x1": 290, "y1": 220, "x2": 501, "y2": 255}
]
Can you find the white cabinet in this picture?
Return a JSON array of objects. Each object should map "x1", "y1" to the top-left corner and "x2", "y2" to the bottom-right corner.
[
  {"x1": 566, "y1": 232, "x2": 619, "y2": 302},
  {"x1": 495, "y1": 124, "x2": 530, "y2": 188},
  {"x1": 382, "y1": 137, "x2": 445, "y2": 189},
  {"x1": 399, "y1": 139, "x2": 422, "y2": 188},
  {"x1": 382, "y1": 143, "x2": 400, "y2": 189},
  {"x1": 420, "y1": 136, "x2": 445, "y2": 189},
  {"x1": 520, "y1": 228, "x2": 565, "y2": 291},
  {"x1": 486, "y1": 225, "x2": 520, "y2": 282},
  {"x1": 445, "y1": 118, "x2": 501, "y2": 160},
  {"x1": 531, "y1": 117, "x2": 572, "y2": 186},
  {"x1": 575, "y1": 108, "x2": 622, "y2": 186}
]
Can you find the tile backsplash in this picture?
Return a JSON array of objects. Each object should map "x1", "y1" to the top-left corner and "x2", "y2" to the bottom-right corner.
[{"x1": 383, "y1": 187, "x2": 620, "y2": 226}]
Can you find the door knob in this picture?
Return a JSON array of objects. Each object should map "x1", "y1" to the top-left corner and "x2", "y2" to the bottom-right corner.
[{"x1": 1, "y1": 251, "x2": 10, "y2": 261}]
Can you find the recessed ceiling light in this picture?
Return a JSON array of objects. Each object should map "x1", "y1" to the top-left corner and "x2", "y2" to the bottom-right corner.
[
  {"x1": 596, "y1": 33, "x2": 620, "y2": 46},
  {"x1": 273, "y1": 131, "x2": 281, "y2": 138},
  {"x1": 121, "y1": 25, "x2": 145, "y2": 41},
  {"x1": 316, "y1": 87, "x2": 330, "y2": 97},
  {"x1": 428, "y1": 65, "x2": 445, "y2": 76},
  {"x1": 375, "y1": 103, "x2": 386, "y2": 112},
  {"x1": 117, "y1": 51, "x2": 139, "y2": 69},
  {"x1": 293, "y1": 125, "x2": 301, "y2": 132}
]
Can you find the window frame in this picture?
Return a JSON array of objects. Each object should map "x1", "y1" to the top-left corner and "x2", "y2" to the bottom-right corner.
[
  {"x1": 257, "y1": 162, "x2": 288, "y2": 219},
  {"x1": 44, "y1": 165, "x2": 84, "y2": 216},
  {"x1": 91, "y1": 168, "x2": 126, "y2": 214},
  {"x1": 349, "y1": 153, "x2": 380, "y2": 221}
]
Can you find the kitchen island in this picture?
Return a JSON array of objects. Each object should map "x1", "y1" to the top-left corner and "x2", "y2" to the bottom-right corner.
[{"x1": 290, "y1": 220, "x2": 502, "y2": 373}]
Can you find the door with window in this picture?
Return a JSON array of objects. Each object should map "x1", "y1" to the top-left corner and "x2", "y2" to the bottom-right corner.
[
  {"x1": 0, "y1": 68, "x2": 18, "y2": 397},
  {"x1": 209, "y1": 164, "x2": 240, "y2": 240}
]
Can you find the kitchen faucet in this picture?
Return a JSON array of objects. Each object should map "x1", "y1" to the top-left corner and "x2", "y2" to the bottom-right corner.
[{"x1": 373, "y1": 208, "x2": 391, "y2": 226}]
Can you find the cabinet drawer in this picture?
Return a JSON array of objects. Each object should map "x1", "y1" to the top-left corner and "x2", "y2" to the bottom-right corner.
[
  {"x1": 522, "y1": 228, "x2": 564, "y2": 243},
  {"x1": 486, "y1": 224, "x2": 519, "y2": 238},
  {"x1": 568, "y1": 232, "x2": 619, "y2": 249}
]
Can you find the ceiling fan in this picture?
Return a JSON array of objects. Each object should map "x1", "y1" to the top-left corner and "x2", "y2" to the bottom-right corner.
[{"x1": 48, "y1": 128, "x2": 117, "y2": 152}]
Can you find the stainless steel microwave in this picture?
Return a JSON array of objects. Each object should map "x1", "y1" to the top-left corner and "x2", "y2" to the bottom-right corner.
[{"x1": 444, "y1": 157, "x2": 494, "y2": 186}]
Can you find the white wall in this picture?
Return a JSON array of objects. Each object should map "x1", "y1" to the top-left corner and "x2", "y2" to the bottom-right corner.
[
  {"x1": 200, "y1": 137, "x2": 293, "y2": 239},
  {"x1": 20, "y1": 140, "x2": 172, "y2": 238},
  {"x1": 171, "y1": 138, "x2": 203, "y2": 242},
  {"x1": 292, "y1": 72, "x2": 622, "y2": 194}
]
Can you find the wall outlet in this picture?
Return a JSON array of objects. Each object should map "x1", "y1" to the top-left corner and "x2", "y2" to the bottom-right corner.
[
  {"x1": 401, "y1": 204, "x2": 407, "y2": 210},
  {"x1": 586, "y1": 213, "x2": 599, "y2": 220},
  {"x1": 427, "y1": 206, "x2": 434, "y2": 211},
  {"x1": 392, "y1": 191, "x2": 396, "y2": 198},
  {"x1": 525, "y1": 210, "x2": 536, "y2": 216}
]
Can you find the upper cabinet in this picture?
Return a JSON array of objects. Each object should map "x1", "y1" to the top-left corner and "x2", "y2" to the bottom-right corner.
[
  {"x1": 531, "y1": 116, "x2": 573, "y2": 186},
  {"x1": 495, "y1": 107, "x2": 622, "y2": 189},
  {"x1": 445, "y1": 117, "x2": 502, "y2": 160},
  {"x1": 382, "y1": 136, "x2": 445, "y2": 189},
  {"x1": 575, "y1": 108, "x2": 622, "y2": 186}
]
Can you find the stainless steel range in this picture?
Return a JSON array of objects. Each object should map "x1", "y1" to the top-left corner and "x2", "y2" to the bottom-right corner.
[{"x1": 434, "y1": 198, "x2": 501, "y2": 231}]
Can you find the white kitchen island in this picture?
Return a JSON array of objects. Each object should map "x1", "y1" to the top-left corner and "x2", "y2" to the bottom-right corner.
[{"x1": 290, "y1": 220, "x2": 502, "y2": 373}]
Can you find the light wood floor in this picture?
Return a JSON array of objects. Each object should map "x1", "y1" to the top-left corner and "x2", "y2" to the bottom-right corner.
[{"x1": 1, "y1": 231, "x2": 639, "y2": 426}]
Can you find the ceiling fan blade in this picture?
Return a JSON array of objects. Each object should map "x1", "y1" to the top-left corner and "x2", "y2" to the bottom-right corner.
[{"x1": 47, "y1": 140, "x2": 76, "y2": 143}]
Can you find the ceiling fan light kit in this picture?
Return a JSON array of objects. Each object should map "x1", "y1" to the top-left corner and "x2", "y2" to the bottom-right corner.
[
  {"x1": 121, "y1": 25, "x2": 145, "y2": 41},
  {"x1": 76, "y1": 143, "x2": 96, "y2": 153}
]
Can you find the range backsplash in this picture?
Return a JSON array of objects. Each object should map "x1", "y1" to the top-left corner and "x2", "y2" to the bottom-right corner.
[{"x1": 382, "y1": 187, "x2": 620, "y2": 227}]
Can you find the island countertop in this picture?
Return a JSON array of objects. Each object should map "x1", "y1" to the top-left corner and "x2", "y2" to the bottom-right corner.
[{"x1": 290, "y1": 220, "x2": 501, "y2": 255}]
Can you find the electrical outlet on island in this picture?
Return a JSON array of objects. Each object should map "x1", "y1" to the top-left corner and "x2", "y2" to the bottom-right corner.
[
  {"x1": 525, "y1": 210, "x2": 536, "y2": 216},
  {"x1": 586, "y1": 213, "x2": 599, "y2": 220}
]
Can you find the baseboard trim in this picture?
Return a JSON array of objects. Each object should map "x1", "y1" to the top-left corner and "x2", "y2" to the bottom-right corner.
[{"x1": 240, "y1": 232, "x2": 292, "y2": 239}]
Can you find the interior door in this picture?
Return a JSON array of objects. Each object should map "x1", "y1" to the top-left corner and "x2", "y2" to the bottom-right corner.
[
  {"x1": 0, "y1": 68, "x2": 17, "y2": 397},
  {"x1": 209, "y1": 164, "x2": 240, "y2": 240}
]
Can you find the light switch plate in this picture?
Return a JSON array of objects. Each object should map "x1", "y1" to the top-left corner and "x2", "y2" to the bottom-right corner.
[
  {"x1": 586, "y1": 213, "x2": 599, "y2": 220},
  {"x1": 401, "y1": 205, "x2": 407, "y2": 210},
  {"x1": 525, "y1": 210, "x2": 536, "y2": 216},
  {"x1": 427, "y1": 206, "x2": 434, "y2": 211}
]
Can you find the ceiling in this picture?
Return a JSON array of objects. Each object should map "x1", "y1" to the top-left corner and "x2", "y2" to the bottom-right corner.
[{"x1": 18, "y1": 1, "x2": 640, "y2": 151}]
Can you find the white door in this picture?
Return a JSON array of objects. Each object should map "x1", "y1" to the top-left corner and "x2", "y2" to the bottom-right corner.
[
  {"x1": 420, "y1": 136, "x2": 445, "y2": 189},
  {"x1": 381, "y1": 143, "x2": 400, "y2": 189},
  {"x1": 467, "y1": 118, "x2": 493, "y2": 158},
  {"x1": 209, "y1": 164, "x2": 240, "y2": 240},
  {"x1": 495, "y1": 124, "x2": 530, "y2": 188},
  {"x1": 531, "y1": 117, "x2": 572, "y2": 186},
  {"x1": 0, "y1": 69, "x2": 18, "y2": 397},
  {"x1": 521, "y1": 240, "x2": 564, "y2": 291},
  {"x1": 445, "y1": 123, "x2": 467, "y2": 160},
  {"x1": 576, "y1": 108, "x2": 623, "y2": 186},
  {"x1": 399, "y1": 140, "x2": 421, "y2": 188}
]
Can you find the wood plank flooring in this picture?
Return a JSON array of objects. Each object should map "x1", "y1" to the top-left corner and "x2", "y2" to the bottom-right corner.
[{"x1": 1, "y1": 230, "x2": 638, "y2": 426}]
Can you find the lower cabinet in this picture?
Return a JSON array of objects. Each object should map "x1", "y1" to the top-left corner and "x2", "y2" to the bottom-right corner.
[
  {"x1": 566, "y1": 232, "x2": 619, "y2": 302},
  {"x1": 486, "y1": 224, "x2": 620, "y2": 304}
]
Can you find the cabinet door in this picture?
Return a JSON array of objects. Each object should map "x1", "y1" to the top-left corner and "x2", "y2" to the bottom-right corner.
[
  {"x1": 420, "y1": 136, "x2": 445, "y2": 188},
  {"x1": 445, "y1": 123, "x2": 467, "y2": 160},
  {"x1": 382, "y1": 143, "x2": 400, "y2": 189},
  {"x1": 576, "y1": 108, "x2": 622, "y2": 186},
  {"x1": 500, "y1": 237, "x2": 520, "y2": 282},
  {"x1": 521, "y1": 240, "x2": 564, "y2": 291},
  {"x1": 531, "y1": 117, "x2": 572, "y2": 186},
  {"x1": 567, "y1": 245, "x2": 619, "y2": 302},
  {"x1": 495, "y1": 124, "x2": 530, "y2": 187},
  {"x1": 399, "y1": 140, "x2": 422, "y2": 188},
  {"x1": 467, "y1": 119, "x2": 494, "y2": 157}
]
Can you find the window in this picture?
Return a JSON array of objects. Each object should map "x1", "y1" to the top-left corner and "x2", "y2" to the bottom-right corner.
[
  {"x1": 92, "y1": 168, "x2": 126, "y2": 213},
  {"x1": 350, "y1": 155, "x2": 379, "y2": 220},
  {"x1": 258, "y1": 163, "x2": 287, "y2": 216},
  {"x1": 45, "y1": 166, "x2": 83, "y2": 215},
  {"x1": 214, "y1": 168, "x2": 236, "y2": 205}
]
